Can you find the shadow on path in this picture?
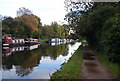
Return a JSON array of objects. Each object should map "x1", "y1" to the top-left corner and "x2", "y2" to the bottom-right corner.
[{"x1": 80, "y1": 45, "x2": 116, "y2": 79}]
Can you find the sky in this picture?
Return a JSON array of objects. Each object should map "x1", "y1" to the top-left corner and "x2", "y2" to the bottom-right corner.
[{"x1": 0, "y1": 0, "x2": 67, "y2": 25}]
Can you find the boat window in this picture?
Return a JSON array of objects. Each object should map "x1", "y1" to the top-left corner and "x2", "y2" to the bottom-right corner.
[{"x1": 7, "y1": 37, "x2": 12, "y2": 39}]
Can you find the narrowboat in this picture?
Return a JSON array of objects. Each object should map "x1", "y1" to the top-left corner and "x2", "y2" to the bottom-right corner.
[
  {"x1": 25, "y1": 38, "x2": 39, "y2": 45},
  {"x1": 2, "y1": 35, "x2": 25, "y2": 47}
]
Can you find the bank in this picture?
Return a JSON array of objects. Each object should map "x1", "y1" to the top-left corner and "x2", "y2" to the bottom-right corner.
[
  {"x1": 51, "y1": 45, "x2": 120, "y2": 79},
  {"x1": 51, "y1": 46, "x2": 83, "y2": 79}
]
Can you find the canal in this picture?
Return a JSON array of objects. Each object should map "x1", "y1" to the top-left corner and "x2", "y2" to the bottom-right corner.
[{"x1": 2, "y1": 42, "x2": 81, "y2": 79}]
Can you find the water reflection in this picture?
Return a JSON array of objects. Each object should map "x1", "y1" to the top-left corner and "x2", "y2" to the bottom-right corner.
[
  {"x1": 2, "y1": 42, "x2": 81, "y2": 79},
  {"x1": 2, "y1": 44, "x2": 40, "y2": 57}
]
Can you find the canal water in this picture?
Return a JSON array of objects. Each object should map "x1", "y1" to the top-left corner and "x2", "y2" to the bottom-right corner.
[{"x1": 2, "y1": 42, "x2": 81, "y2": 79}]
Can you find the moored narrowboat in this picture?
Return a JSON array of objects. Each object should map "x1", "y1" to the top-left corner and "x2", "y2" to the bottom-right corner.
[
  {"x1": 25, "y1": 38, "x2": 39, "y2": 45},
  {"x1": 2, "y1": 35, "x2": 25, "y2": 47}
]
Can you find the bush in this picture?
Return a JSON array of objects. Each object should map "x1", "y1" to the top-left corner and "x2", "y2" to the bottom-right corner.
[{"x1": 101, "y1": 16, "x2": 120, "y2": 62}]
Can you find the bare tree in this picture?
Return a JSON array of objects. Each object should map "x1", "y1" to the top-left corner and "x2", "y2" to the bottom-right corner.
[{"x1": 17, "y1": 7, "x2": 33, "y2": 17}]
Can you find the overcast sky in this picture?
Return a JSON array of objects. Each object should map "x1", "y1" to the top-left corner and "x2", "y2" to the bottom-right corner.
[{"x1": 0, "y1": 0, "x2": 67, "y2": 25}]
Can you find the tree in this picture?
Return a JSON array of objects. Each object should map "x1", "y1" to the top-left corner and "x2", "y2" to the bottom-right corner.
[
  {"x1": 17, "y1": 7, "x2": 32, "y2": 17},
  {"x1": 2, "y1": 17, "x2": 13, "y2": 34},
  {"x1": 64, "y1": 1, "x2": 120, "y2": 62},
  {"x1": 81, "y1": 5, "x2": 116, "y2": 47},
  {"x1": 101, "y1": 16, "x2": 120, "y2": 62},
  {"x1": 16, "y1": 14, "x2": 39, "y2": 38},
  {"x1": 63, "y1": 24, "x2": 70, "y2": 38},
  {"x1": 64, "y1": 0, "x2": 93, "y2": 28},
  {"x1": 51, "y1": 22, "x2": 60, "y2": 38}
]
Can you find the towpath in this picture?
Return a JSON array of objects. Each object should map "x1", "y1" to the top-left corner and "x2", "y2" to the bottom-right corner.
[{"x1": 80, "y1": 45, "x2": 116, "y2": 79}]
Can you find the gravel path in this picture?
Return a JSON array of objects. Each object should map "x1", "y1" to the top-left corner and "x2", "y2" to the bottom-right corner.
[{"x1": 80, "y1": 45, "x2": 116, "y2": 79}]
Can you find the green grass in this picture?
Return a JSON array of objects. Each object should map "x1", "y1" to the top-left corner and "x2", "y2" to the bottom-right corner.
[
  {"x1": 51, "y1": 46, "x2": 83, "y2": 79},
  {"x1": 97, "y1": 53, "x2": 120, "y2": 78},
  {"x1": 39, "y1": 39, "x2": 48, "y2": 42}
]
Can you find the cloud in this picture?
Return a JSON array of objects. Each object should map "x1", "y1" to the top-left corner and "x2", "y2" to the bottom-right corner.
[{"x1": 0, "y1": 0, "x2": 66, "y2": 25}]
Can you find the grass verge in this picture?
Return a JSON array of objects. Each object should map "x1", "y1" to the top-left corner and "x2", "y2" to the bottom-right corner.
[
  {"x1": 39, "y1": 39, "x2": 48, "y2": 42},
  {"x1": 97, "y1": 53, "x2": 120, "y2": 78},
  {"x1": 51, "y1": 46, "x2": 83, "y2": 79}
]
